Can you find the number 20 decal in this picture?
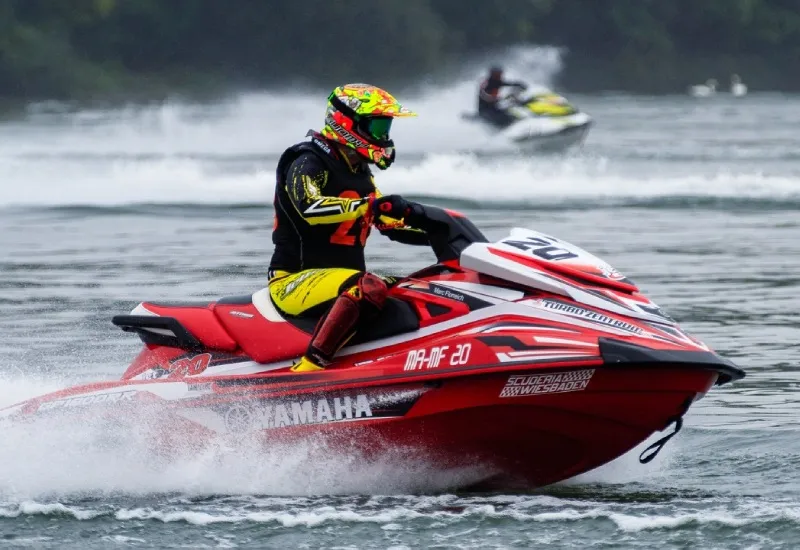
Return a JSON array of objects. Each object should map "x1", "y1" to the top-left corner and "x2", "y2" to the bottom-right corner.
[
  {"x1": 449, "y1": 343, "x2": 471, "y2": 366},
  {"x1": 503, "y1": 236, "x2": 578, "y2": 261}
]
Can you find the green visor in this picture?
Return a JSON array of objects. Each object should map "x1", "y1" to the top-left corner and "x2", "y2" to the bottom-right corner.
[{"x1": 359, "y1": 116, "x2": 393, "y2": 142}]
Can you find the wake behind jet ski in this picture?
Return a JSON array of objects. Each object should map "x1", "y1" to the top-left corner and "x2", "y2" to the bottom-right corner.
[
  {"x1": 0, "y1": 205, "x2": 744, "y2": 490},
  {"x1": 463, "y1": 66, "x2": 592, "y2": 153}
]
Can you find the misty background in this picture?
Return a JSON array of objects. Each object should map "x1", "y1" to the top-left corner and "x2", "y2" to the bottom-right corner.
[{"x1": 1, "y1": 0, "x2": 799, "y2": 101}]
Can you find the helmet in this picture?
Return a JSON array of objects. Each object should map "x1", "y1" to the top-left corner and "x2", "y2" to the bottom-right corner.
[
  {"x1": 489, "y1": 66, "x2": 504, "y2": 78},
  {"x1": 322, "y1": 83, "x2": 416, "y2": 170}
]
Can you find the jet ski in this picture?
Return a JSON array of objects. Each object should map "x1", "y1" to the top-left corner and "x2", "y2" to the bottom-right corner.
[
  {"x1": 0, "y1": 206, "x2": 743, "y2": 490},
  {"x1": 462, "y1": 87, "x2": 592, "y2": 153}
]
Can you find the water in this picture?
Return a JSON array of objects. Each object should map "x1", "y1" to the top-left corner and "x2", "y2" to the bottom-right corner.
[{"x1": 1, "y1": 78, "x2": 799, "y2": 548}]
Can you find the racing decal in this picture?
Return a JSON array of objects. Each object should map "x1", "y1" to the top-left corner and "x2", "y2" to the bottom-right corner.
[
  {"x1": 169, "y1": 353, "x2": 212, "y2": 377},
  {"x1": 224, "y1": 405, "x2": 256, "y2": 433},
  {"x1": 500, "y1": 235, "x2": 579, "y2": 262},
  {"x1": 312, "y1": 137, "x2": 332, "y2": 154},
  {"x1": 404, "y1": 344, "x2": 471, "y2": 371},
  {"x1": 532, "y1": 299, "x2": 644, "y2": 335},
  {"x1": 213, "y1": 388, "x2": 424, "y2": 434},
  {"x1": 326, "y1": 118, "x2": 370, "y2": 149},
  {"x1": 396, "y1": 281, "x2": 491, "y2": 310},
  {"x1": 39, "y1": 390, "x2": 137, "y2": 411},
  {"x1": 499, "y1": 369, "x2": 595, "y2": 398},
  {"x1": 136, "y1": 367, "x2": 170, "y2": 380},
  {"x1": 431, "y1": 286, "x2": 465, "y2": 302},
  {"x1": 305, "y1": 195, "x2": 365, "y2": 217},
  {"x1": 133, "y1": 353, "x2": 249, "y2": 381},
  {"x1": 496, "y1": 231, "x2": 628, "y2": 282},
  {"x1": 475, "y1": 334, "x2": 599, "y2": 364},
  {"x1": 224, "y1": 394, "x2": 372, "y2": 433}
]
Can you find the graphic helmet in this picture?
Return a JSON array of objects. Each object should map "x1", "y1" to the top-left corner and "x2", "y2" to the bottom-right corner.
[{"x1": 322, "y1": 83, "x2": 416, "y2": 170}]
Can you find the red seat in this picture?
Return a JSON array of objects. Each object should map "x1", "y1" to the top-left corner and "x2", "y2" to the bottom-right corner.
[
  {"x1": 213, "y1": 291, "x2": 310, "y2": 363},
  {"x1": 141, "y1": 302, "x2": 238, "y2": 351}
]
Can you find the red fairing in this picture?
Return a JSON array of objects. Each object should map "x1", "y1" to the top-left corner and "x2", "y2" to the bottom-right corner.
[{"x1": 5, "y1": 214, "x2": 743, "y2": 491}]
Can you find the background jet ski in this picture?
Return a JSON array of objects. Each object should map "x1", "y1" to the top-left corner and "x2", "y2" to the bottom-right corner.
[{"x1": 463, "y1": 85, "x2": 592, "y2": 153}]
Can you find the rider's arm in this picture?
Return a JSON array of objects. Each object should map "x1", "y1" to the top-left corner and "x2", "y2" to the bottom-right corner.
[{"x1": 285, "y1": 153, "x2": 371, "y2": 225}]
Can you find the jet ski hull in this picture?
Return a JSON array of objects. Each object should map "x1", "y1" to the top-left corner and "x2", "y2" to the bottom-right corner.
[
  {"x1": 2, "y1": 357, "x2": 728, "y2": 489},
  {"x1": 0, "y1": 208, "x2": 744, "y2": 491},
  {"x1": 504, "y1": 119, "x2": 592, "y2": 153}
]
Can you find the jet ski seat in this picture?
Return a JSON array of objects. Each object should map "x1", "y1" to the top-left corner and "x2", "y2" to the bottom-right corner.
[
  {"x1": 113, "y1": 301, "x2": 238, "y2": 352},
  {"x1": 113, "y1": 292, "x2": 421, "y2": 362}
]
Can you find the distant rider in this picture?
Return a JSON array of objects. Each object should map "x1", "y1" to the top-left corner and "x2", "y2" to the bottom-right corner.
[
  {"x1": 269, "y1": 84, "x2": 428, "y2": 372},
  {"x1": 477, "y1": 66, "x2": 528, "y2": 127}
]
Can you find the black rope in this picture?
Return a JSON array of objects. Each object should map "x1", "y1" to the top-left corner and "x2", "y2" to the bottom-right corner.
[{"x1": 639, "y1": 416, "x2": 683, "y2": 464}]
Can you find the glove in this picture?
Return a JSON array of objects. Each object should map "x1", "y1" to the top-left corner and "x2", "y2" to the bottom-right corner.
[{"x1": 371, "y1": 195, "x2": 411, "y2": 221}]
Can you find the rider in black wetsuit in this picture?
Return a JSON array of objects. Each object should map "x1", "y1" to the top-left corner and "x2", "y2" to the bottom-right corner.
[
  {"x1": 269, "y1": 83, "x2": 427, "y2": 372},
  {"x1": 477, "y1": 66, "x2": 528, "y2": 128}
]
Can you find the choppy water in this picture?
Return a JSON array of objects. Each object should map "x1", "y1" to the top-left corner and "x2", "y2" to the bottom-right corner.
[{"x1": 1, "y1": 80, "x2": 799, "y2": 548}]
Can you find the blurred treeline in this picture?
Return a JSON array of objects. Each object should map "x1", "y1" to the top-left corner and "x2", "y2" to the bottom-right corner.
[{"x1": 1, "y1": 0, "x2": 798, "y2": 99}]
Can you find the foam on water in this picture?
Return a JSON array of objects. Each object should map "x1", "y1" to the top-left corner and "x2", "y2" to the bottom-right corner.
[
  {"x1": 2, "y1": 152, "x2": 799, "y2": 207},
  {"x1": 0, "y1": 376, "x2": 489, "y2": 500},
  {"x1": 3, "y1": 493, "x2": 800, "y2": 535},
  {"x1": 1, "y1": 45, "x2": 797, "y2": 208},
  {"x1": 0, "y1": 429, "x2": 484, "y2": 501}
]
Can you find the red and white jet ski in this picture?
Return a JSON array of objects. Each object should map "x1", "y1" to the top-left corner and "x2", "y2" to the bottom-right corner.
[{"x1": 0, "y1": 206, "x2": 744, "y2": 489}]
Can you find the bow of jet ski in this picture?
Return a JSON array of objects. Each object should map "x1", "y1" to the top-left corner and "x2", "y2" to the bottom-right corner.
[{"x1": 1, "y1": 206, "x2": 743, "y2": 490}]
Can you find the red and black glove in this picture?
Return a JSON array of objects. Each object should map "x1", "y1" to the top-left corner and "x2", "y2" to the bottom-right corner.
[{"x1": 371, "y1": 194, "x2": 411, "y2": 220}]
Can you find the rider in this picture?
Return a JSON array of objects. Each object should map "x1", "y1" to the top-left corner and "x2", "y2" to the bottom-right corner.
[
  {"x1": 269, "y1": 83, "x2": 428, "y2": 372},
  {"x1": 477, "y1": 66, "x2": 528, "y2": 127}
]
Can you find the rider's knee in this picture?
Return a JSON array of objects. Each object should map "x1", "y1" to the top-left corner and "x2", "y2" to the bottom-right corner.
[
  {"x1": 359, "y1": 272, "x2": 389, "y2": 309},
  {"x1": 341, "y1": 272, "x2": 388, "y2": 310}
]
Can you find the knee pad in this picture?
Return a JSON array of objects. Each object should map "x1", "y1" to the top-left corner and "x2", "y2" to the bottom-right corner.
[
  {"x1": 307, "y1": 273, "x2": 388, "y2": 366},
  {"x1": 357, "y1": 273, "x2": 389, "y2": 309},
  {"x1": 341, "y1": 272, "x2": 388, "y2": 311}
]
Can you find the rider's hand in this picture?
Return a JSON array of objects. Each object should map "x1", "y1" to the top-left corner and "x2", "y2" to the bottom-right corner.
[{"x1": 371, "y1": 195, "x2": 411, "y2": 221}]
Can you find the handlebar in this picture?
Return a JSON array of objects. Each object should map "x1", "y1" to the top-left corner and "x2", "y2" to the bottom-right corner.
[{"x1": 398, "y1": 204, "x2": 489, "y2": 263}]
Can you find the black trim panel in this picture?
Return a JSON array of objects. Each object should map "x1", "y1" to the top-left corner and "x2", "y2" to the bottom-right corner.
[
  {"x1": 112, "y1": 315, "x2": 203, "y2": 351},
  {"x1": 598, "y1": 338, "x2": 745, "y2": 385},
  {"x1": 477, "y1": 335, "x2": 566, "y2": 351}
]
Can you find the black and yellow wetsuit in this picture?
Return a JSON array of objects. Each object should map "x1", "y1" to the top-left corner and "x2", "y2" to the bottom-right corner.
[{"x1": 269, "y1": 132, "x2": 427, "y2": 319}]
